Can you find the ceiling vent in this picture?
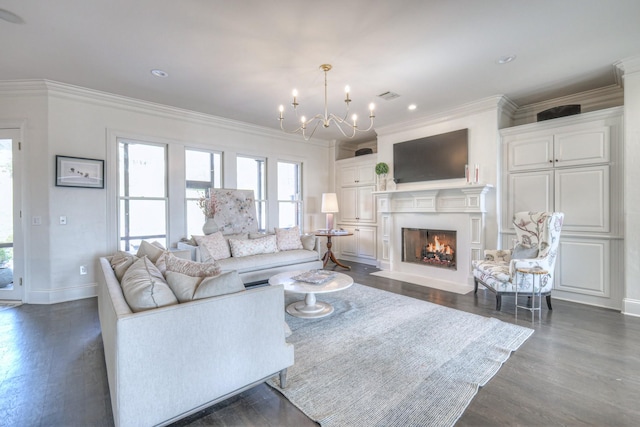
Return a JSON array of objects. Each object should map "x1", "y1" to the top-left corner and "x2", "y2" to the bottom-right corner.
[{"x1": 377, "y1": 91, "x2": 401, "y2": 101}]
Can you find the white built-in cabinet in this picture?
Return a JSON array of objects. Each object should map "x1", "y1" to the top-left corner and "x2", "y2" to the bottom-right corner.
[
  {"x1": 335, "y1": 155, "x2": 377, "y2": 265},
  {"x1": 500, "y1": 107, "x2": 623, "y2": 309}
]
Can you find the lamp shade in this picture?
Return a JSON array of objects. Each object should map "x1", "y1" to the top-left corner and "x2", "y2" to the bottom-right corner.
[{"x1": 321, "y1": 193, "x2": 339, "y2": 213}]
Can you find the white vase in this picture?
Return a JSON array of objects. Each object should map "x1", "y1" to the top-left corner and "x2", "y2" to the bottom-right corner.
[
  {"x1": 387, "y1": 178, "x2": 397, "y2": 191},
  {"x1": 202, "y1": 218, "x2": 218, "y2": 235}
]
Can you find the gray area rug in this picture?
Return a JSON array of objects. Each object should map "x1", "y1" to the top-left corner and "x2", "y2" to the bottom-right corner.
[{"x1": 268, "y1": 283, "x2": 533, "y2": 427}]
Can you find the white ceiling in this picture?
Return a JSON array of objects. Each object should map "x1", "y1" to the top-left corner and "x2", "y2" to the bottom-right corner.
[{"x1": 1, "y1": 0, "x2": 639, "y2": 143}]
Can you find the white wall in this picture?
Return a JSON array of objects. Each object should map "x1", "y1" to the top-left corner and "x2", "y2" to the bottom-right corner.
[
  {"x1": 0, "y1": 80, "x2": 332, "y2": 304},
  {"x1": 375, "y1": 97, "x2": 503, "y2": 248},
  {"x1": 621, "y1": 57, "x2": 640, "y2": 316}
]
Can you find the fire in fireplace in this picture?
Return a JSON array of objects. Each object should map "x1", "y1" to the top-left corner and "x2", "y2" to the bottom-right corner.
[{"x1": 402, "y1": 228, "x2": 457, "y2": 270}]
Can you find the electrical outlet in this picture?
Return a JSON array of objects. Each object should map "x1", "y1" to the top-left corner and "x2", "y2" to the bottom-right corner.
[
  {"x1": 60, "y1": 216, "x2": 67, "y2": 225},
  {"x1": 80, "y1": 265, "x2": 88, "y2": 275},
  {"x1": 32, "y1": 216, "x2": 42, "y2": 226}
]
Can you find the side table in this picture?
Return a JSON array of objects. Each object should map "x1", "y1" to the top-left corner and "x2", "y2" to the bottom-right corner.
[
  {"x1": 315, "y1": 232, "x2": 353, "y2": 270},
  {"x1": 515, "y1": 267, "x2": 548, "y2": 322}
]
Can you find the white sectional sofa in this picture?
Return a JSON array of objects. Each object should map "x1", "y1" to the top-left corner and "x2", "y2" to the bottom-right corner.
[
  {"x1": 97, "y1": 255, "x2": 294, "y2": 427},
  {"x1": 177, "y1": 230, "x2": 324, "y2": 284}
]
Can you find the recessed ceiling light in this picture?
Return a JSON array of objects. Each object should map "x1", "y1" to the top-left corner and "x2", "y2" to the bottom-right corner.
[
  {"x1": 151, "y1": 69, "x2": 169, "y2": 78},
  {"x1": 496, "y1": 55, "x2": 517, "y2": 65},
  {"x1": 408, "y1": 104, "x2": 417, "y2": 111}
]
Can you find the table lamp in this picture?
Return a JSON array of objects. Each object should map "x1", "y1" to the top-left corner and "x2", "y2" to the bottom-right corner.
[{"x1": 321, "y1": 193, "x2": 339, "y2": 231}]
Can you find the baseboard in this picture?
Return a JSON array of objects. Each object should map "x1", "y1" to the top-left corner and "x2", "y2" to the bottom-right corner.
[
  {"x1": 27, "y1": 283, "x2": 97, "y2": 304},
  {"x1": 622, "y1": 298, "x2": 640, "y2": 317}
]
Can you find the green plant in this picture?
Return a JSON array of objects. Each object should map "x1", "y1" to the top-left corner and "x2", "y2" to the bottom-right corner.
[{"x1": 375, "y1": 162, "x2": 389, "y2": 175}]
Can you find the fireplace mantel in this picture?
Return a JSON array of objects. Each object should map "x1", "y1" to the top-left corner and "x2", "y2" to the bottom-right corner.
[
  {"x1": 375, "y1": 184, "x2": 492, "y2": 214},
  {"x1": 375, "y1": 184, "x2": 493, "y2": 291}
]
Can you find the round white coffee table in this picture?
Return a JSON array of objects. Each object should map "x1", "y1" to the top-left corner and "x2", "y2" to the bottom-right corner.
[{"x1": 269, "y1": 270, "x2": 354, "y2": 318}]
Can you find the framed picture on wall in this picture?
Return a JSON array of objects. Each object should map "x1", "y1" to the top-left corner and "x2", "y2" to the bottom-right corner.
[{"x1": 55, "y1": 155, "x2": 105, "y2": 189}]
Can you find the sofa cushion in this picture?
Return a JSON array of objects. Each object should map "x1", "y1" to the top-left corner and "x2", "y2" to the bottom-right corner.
[
  {"x1": 194, "y1": 232, "x2": 231, "y2": 262},
  {"x1": 136, "y1": 240, "x2": 166, "y2": 263},
  {"x1": 165, "y1": 271, "x2": 202, "y2": 302},
  {"x1": 229, "y1": 235, "x2": 278, "y2": 257},
  {"x1": 512, "y1": 243, "x2": 539, "y2": 259},
  {"x1": 301, "y1": 234, "x2": 316, "y2": 251},
  {"x1": 165, "y1": 252, "x2": 221, "y2": 277},
  {"x1": 193, "y1": 271, "x2": 245, "y2": 300},
  {"x1": 120, "y1": 256, "x2": 178, "y2": 312},
  {"x1": 216, "y1": 249, "x2": 319, "y2": 273},
  {"x1": 275, "y1": 226, "x2": 303, "y2": 251},
  {"x1": 110, "y1": 251, "x2": 139, "y2": 282}
]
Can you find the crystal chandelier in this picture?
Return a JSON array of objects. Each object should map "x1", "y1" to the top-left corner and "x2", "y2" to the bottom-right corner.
[{"x1": 279, "y1": 64, "x2": 375, "y2": 140}]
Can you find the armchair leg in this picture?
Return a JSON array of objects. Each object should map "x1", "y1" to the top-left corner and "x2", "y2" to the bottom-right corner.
[
  {"x1": 279, "y1": 368, "x2": 288, "y2": 388},
  {"x1": 496, "y1": 294, "x2": 502, "y2": 311},
  {"x1": 546, "y1": 295, "x2": 553, "y2": 310},
  {"x1": 474, "y1": 278, "x2": 478, "y2": 294}
]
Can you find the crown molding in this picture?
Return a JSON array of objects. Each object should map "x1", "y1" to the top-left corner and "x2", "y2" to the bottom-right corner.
[
  {"x1": 615, "y1": 55, "x2": 640, "y2": 77},
  {"x1": 375, "y1": 95, "x2": 506, "y2": 137},
  {"x1": 0, "y1": 79, "x2": 330, "y2": 148},
  {"x1": 510, "y1": 85, "x2": 623, "y2": 127}
]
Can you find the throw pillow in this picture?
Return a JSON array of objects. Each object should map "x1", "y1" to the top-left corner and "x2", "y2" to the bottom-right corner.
[
  {"x1": 512, "y1": 243, "x2": 539, "y2": 259},
  {"x1": 165, "y1": 271, "x2": 203, "y2": 303},
  {"x1": 229, "y1": 235, "x2": 278, "y2": 257},
  {"x1": 110, "y1": 251, "x2": 139, "y2": 282},
  {"x1": 136, "y1": 240, "x2": 166, "y2": 263},
  {"x1": 194, "y1": 232, "x2": 231, "y2": 262},
  {"x1": 275, "y1": 226, "x2": 303, "y2": 251},
  {"x1": 300, "y1": 234, "x2": 316, "y2": 251},
  {"x1": 120, "y1": 256, "x2": 178, "y2": 312},
  {"x1": 165, "y1": 252, "x2": 221, "y2": 277},
  {"x1": 193, "y1": 271, "x2": 245, "y2": 300}
]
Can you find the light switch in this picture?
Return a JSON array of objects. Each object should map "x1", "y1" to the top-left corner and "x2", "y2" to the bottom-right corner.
[{"x1": 32, "y1": 216, "x2": 42, "y2": 226}]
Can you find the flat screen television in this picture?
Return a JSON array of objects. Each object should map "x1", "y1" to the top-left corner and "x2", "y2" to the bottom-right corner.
[{"x1": 393, "y1": 128, "x2": 468, "y2": 183}]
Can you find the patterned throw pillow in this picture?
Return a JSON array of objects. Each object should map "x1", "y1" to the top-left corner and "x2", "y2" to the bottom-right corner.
[
  {"x1": 275, "y1": 226, "x2": 303, "y2": 251},
  {"x1": 120, "y1": 256, "x2": 178, "y2": 312},
  {"x1": 229, "y1": 235, "x2": 278, "y2": 257},
  {"x1": 194, "y1": 232, "x2": 231, "y2": 262},
  {"x1": 165, "y1": 252, "x2": 221, "y2": 277}
]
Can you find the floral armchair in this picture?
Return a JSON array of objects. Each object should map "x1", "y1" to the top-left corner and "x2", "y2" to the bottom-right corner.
[{"x1": 472, "y1": 211, "x2": 564, "y2": 311}]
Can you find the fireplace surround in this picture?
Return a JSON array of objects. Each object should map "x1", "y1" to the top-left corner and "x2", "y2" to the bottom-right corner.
[{"x1": 376, "y1": 184, "x2": 492, "y2": 291}]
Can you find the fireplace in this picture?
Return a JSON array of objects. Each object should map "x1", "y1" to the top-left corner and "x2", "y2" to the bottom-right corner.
[{"x1": 402, "y1": 228, "x2": 457, "y2": 270}]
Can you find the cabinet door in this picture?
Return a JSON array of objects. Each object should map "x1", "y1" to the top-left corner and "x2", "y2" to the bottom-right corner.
[
  {"x1": 554, "y1": 165, "x2": 609, "y2": 232},
  {"x1": 339, "y1": 226, "x2": 358, "y2": 256},
  {"x1": 356, "y1": 164, "x2": 376, "y2": 185},
  {"x1": 554, "y1": 126, "x2": 609, "y2": 167},
  {"x1": 555, "y1": 237, "x2": 609, "y2": 298},
  {"x1": 505, "y1": 170, "x2": 554, "y2": 230},
  {"x1": 356, "y1": 186, "x2": 375, "y2": 222},
  {"x1": 338, "y1": 165, "x2": 359, "y2": 187},
  {"x1": 340, "y1": 187, "x2": 358, "y2": 222},
  {"x1": 356, "y1": 226, "x2": 377, "y2": 259},
  {"x1": 506, "y1": 135, "x2": 553, "y2": 171}
]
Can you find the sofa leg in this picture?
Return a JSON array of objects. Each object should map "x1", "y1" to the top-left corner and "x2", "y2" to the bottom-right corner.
[
  {"x1": 546, "y1": 295, "x2": 553, "y2": 310},
  {"x1": 496, "y1": 294, "x2": 502, "y2": 311},
  {"x1": 474, "y1": 278, "x2": 478, "y2": 294},
  {"x1": 279, "y1": 368, "x2": 288, "y2": 388}
]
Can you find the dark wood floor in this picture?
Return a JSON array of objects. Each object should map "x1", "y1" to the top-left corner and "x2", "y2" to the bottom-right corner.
[{"x1": 2, "y1": 261, "x2": 640, "y2": 426}]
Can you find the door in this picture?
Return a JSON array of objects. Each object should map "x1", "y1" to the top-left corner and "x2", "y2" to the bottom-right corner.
[{"x1": 0, "y1": 129, "x2": 23, "y2": 301}]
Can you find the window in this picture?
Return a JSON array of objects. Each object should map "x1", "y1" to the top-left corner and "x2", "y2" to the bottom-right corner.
[
  {"x1": 237, "y1": 155, "x2": 266, "y2": 231},
  {"x1": 277, "y1": 161, "x2": 302, "y2": 228},
  {"x1": 185, "y1": 149, "x2": 222, "y2": 237},
  {"x1": 118, "y1": 140, "x2": 167, "y2": 251}
]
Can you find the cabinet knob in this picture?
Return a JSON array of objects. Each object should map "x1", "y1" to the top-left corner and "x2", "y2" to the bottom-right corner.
[{"x1": 549, "y1": 160, "x2": 553, "y2": 163}]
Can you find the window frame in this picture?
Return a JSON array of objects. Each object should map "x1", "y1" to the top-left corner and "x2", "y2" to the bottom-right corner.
[{"x1": 276, "y1": 159, "x2": 303, "y2": 229}]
